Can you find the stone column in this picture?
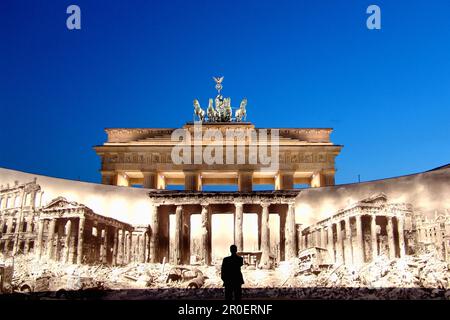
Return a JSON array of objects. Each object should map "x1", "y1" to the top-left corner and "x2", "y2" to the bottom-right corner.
[
  {"x1": 47, "y1": 219, "x2": 56, "y2": 260},
  {"x1": 113, "y1": 228, "x2": 119, "y2": 265},
  {"x1": 120, "y1": 229, "x2": 125, "y2": 264},
  {"x1": 257, "y1": 212, "x2": 262, "y2": 250},
  {"x1": 238, "y1": 171, "x2": 253, "y2": 192},
  {"x1": 315, "y1": 228, "x2": 321, "y2": 247},
  {"x1": 139, "y1": 232, "x2": 145, "y2": 263},
  {"x1": 344, "y1": 216, "x2": 353, "y2": 265},
  {"x1": 234, "y1": 202, "x2": 244, "y2": 252},
  {"x1": 99, "y1": 226, "x2": 105, "y2": 263},
  {"x1": 123, "y1": 232, "x2": 128, "y2": 263},
  {"x1": 201, "y1": 204, "x2": 210, "y2": 265},
  {"x1": 335, "y1": 221, "x2": 344, "y2": 264},
  {"x1": 276, "y1": 171, "x2": 294, "y2": 190},
  {"x1": 76, "y1": 217, "x2": 85, "y2": 264},
  {"x1": 142, "y1": 171, "x2": 158, "y2": 189},
  {"x1": 36, "y1": 219, "x2": 45, "y2": 258},
  {"x1": 149, "y1": 205, "x2": 159, "y2": 263},
  {"x1": 323, "y1": 172, "x2": 336, "y2": 186},
  {"x1": 56, "y1": 220, "x2": 65, "y2": 262},
  {"x1": 327, "y1": 224, "x2": 335, "y2": 263},
  {"x1": 145, "y1": 232, "x2": 149, "y2": 263},
  {"x1": 310, "y1": 172, "x2": 325, "y2": 188},
  {"x1": 134, "y1": 234, "x2": 139, "y2": 263},
  {"x1": 259, "y1": 202, "x2": 271, "y2": 269},
  {"x1": 386, "y1": 216, "x2": 396, "y2": 259},
  {"x1": 355, "y1": 215, "x2": 364, "y2": 265},
  {"x1": 398, "y1": 216, "x2": 406, "y2": 257},
  {"x1": 181, "y1": 208, "x2": 191, "y2": 264},
  {"x1": 285, "y1": 203, "x2": 296, "y2": 259},
  {"x1": 371, "y1": 215, "x2": 378, "y2": 260},
  {"x1": 296, "y1": 224, "x2": 303, "y2": 252},
  {"x1": 184, "y1": 171, "x2": 200, "y2": 191},
  {"x1": 69, "y1": 222, "x2": 77, "y2": 264},
  {"x1": 174, "y1": 205, "x2": 183, "y2": 265},
  {"x1": 279, "y1": 208, "x2": 286, "y2": 261},
  {"x1": 127, "y1": 230, "x2": 133, "y2": 263},
  {"x1": 101, "y1": 171, "x2": 116, "y2": 185},
  {"x1": 64, "y1": 220, "x2": 72, "y2": 263},
  {"x1": 320, "y1": 227, "x2": 327, "y2": 249}
]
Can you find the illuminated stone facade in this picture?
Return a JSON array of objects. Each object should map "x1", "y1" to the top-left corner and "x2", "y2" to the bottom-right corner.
[{"x1": 94, "y1": 123, "x2": 343, "y2": 191}]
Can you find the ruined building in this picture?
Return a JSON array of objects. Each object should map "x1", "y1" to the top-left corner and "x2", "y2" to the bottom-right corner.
[
  {"x1": 0, "y1": 179, "x2": 42, "y2": 255},
  {"x1": 300, "y1": 194, "x2": 450, "y2": 264},
  {"x1": 0, "y1": 181, "x2": 147, "y2": 265}
]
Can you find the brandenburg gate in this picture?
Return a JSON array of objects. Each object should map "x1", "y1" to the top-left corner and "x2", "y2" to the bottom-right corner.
[{"x1": 94, "y1": 78, "x2": 343, "y2": 266}]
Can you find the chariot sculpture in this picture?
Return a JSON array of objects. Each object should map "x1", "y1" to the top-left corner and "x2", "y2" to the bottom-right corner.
[{"x1": 193, "y1": 77, "x2": 247, "y2": 123}]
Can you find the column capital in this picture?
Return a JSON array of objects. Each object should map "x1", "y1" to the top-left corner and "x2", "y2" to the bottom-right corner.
[
  {"x1": 200, "y1": 201, "x2": 209, "y2": 208},
  {"x1": 287, "y1": 200, "x2": 296, "y2": 207},
  {"x1": 234, "y1": 202, "x2": 244, "y2": 208},
  {"x1": 260, "y1": 202, "x2": 271, "y2": 208}
]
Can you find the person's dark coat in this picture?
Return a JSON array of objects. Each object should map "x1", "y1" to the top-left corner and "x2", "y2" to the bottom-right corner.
[{"x1": 221, "y1": 254, "x2": 244, "y2": 287}]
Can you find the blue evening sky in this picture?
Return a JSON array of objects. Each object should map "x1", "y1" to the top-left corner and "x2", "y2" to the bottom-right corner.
[{"x1": 1, "y1": 0, "x2": 449, "y2": 185}]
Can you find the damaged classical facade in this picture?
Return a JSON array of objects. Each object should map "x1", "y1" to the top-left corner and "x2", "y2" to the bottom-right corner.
[
  {"x1": 299, "y1": 194, "x2": 435, "y2": 265},
  {"x1": 148, "y1": 190, "x2": 298, "y2": 269},
  {"x1": 0, "y1": 181, "x2": 151, "y2": 266},
  {"x1": 38, "y1": 197, "x2": 135, "y2": 265}
]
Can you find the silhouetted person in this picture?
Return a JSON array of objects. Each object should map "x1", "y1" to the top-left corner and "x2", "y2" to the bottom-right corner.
[{"x1": 221, "y1": 244, "x2": 244, "y2": 300}]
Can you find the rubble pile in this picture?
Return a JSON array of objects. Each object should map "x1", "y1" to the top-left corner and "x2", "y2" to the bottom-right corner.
[
  {"x1": 1, "y1": 250, "x2": 449, "y2": 299},
  {"x1": 289, "y1": 250, "x2": 449, "y2": 296}
]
